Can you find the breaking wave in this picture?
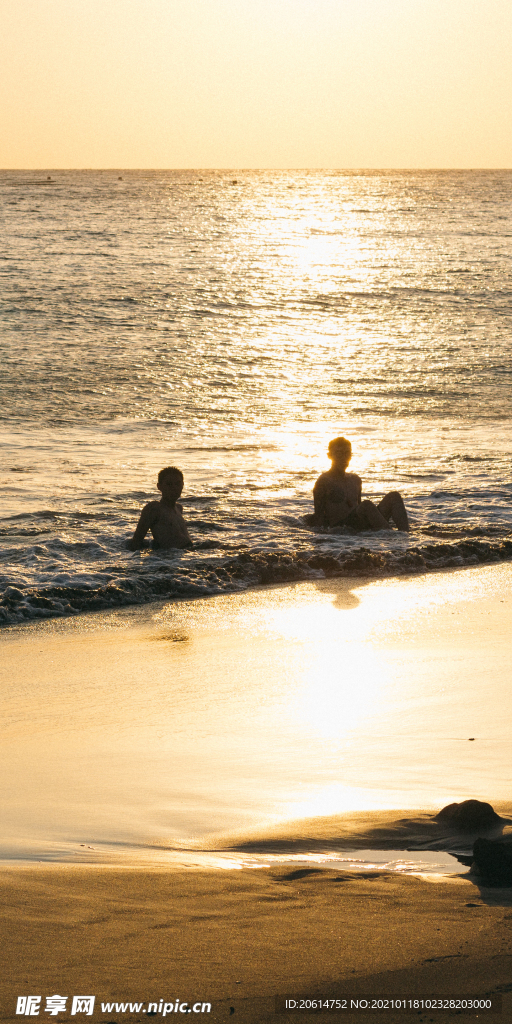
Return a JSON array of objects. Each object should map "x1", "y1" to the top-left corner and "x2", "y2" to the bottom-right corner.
[{"x1": 1, "y1": 534, "x2": 511, "y2": 626}]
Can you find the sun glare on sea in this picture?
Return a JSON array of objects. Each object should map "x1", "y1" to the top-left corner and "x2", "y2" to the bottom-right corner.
[
  {"x1": 258, "y1": 423, "x2": 375, "y2": 480},
  {"x1": 292, "y1": 232, "x2": 364, "y2": 292}
]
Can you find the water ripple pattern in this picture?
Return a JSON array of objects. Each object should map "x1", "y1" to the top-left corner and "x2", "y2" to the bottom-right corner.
[{"x1": 1, "y1": 170, "x2": 511, "y2": 622}]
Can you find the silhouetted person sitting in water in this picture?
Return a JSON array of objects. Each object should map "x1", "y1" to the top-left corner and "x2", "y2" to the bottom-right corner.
[
  {"x1": 308, "y1": 437, "x2": 409, "y2": 532},
  {"x1": 126, "y1": 466, "x2": 193, "y2": 550}
]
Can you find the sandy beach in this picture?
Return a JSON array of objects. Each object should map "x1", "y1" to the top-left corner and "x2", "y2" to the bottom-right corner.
[{"x1": 2, "y1": 562, "x2": 512, "y2": 1021}]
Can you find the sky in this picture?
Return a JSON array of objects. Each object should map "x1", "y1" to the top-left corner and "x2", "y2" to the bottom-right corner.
[{"x1": 1, "y1": 0, "x2": 511, "y2": 169}]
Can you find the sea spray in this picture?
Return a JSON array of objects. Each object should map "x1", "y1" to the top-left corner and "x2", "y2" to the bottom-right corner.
[{"x1": 1, "y1": 536, "x2": 511, "y2": 625}]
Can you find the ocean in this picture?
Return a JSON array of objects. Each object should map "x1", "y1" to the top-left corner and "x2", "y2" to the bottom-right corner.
[
  {"x1": 1, "y1": 170, "x2": 512, "y2": 869},
  {"x1": 1, "y1": 169, "x2": 511, "y2": 625}
]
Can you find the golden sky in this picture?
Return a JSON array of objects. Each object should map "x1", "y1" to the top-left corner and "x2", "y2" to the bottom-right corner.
[{"x1": 1, "y1": 0, "x2": 511, "y2": 168}]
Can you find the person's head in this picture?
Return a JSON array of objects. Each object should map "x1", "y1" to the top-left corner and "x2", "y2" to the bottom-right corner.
[
  {"x1": 157, "y1": 466, "x2": 184, "y2": 502},
  {"x1": 327, "y1": 436, "x2": 352, "y2": 469}
]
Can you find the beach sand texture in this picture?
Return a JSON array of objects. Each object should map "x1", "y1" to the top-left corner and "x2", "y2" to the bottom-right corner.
[
  {"x1": 2, "y1": 563, "x2": 512, "y2": 1020},
  {"x1": 1, "y1": 867, "x2": 511, "y2": 1023}
]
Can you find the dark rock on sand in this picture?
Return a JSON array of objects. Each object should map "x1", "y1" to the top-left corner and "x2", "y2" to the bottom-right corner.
[
  {"x1": 471, "y1": 838, "x2": 512, "y2": 886},
  {"x1": 434, "y1": 800, "x2": 503, "y2": 831}
]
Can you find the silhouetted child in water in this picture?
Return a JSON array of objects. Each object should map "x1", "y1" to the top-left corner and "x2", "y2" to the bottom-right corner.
[
  {"x1": 308, "y1": 437, "x2": 409, "y2": 532},
  {"x1": 126, "y1": 466, "x2": 193, "y2": 550}
]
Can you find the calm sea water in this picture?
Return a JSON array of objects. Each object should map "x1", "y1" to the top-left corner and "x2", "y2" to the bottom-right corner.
[{"x1": 1, "y1": 169, "x2": 511, "y2": 624}]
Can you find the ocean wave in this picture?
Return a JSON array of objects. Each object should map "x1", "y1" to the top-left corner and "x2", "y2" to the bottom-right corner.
[{"x1": 1, "y1": 536, "x2": 511, "y2": 626}]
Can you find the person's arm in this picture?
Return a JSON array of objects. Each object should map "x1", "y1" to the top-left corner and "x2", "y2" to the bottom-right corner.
[
  {"x1": 354, "y1": 475, "x2": 362, "y2": 504},
  {"x1": 126, "y1": 502, "x2": 158, "y2": 550},
  {"x1": 313, "y1": 476, "x2": 329, "y2": 525}
]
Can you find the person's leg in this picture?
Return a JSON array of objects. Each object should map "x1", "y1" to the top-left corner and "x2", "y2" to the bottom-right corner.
[
  {"x1": 358, "y1": 500, "x2": 390, "y2": 530},
  {"x1": 377, "y1": 491, "x2": 409, "y2": 531},
  {"x1": 343, "y1": 506, "x2": 368, "y2": 531}
]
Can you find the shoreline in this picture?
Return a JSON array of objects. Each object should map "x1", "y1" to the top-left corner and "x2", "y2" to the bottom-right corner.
[
  {"x1": 2, "y1": 554, "x2": 511, "y2": 637},
  {"x1": 2, "y1": 544, "x2": 512, "y2": 630}
]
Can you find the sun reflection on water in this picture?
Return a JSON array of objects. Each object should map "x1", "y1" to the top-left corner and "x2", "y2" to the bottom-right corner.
[{"x1": 253, "y1": 423, "x2": 376, "y2": 484}]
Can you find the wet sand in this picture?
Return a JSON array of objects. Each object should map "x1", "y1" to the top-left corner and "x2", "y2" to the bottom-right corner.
[
  {"x1": 1, "y1": 865, "x2": 511, "y2": 1023},
  {"x1": 1, "y1": 562, "x2": 512, "y2": 859}
]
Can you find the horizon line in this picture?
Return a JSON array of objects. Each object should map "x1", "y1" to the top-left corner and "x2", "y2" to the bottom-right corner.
[{"x1": 1, "y1": 166, "x2": 512, "y2": 173}]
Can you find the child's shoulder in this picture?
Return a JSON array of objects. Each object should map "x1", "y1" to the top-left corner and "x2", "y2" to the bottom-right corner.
[
  {"x1": 141, "y1": 499, "x2": 161, "y2": 516},
  {"x1": 313, "y1": 471, "x2": 331, "y2": 489},
  {"x1": 314, "y1": 470, "x2": 361, "y2": 490}
]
